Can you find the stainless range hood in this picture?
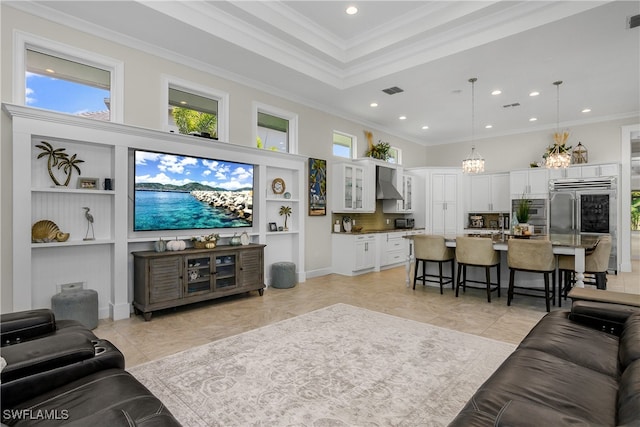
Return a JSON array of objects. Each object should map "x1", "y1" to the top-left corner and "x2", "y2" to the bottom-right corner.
[{"x1": 376, "y1": 166, "x2": 403, "y2": 200}]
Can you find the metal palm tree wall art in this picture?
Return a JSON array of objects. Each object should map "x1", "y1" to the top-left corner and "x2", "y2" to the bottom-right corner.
[{"x1": 35, "y1": 141, "x2": 84, "y2": 187}]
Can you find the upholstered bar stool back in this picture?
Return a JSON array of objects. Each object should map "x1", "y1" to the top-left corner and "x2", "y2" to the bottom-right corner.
[
  {"x1": 413, "y1": 235, "x2": 455, "y2": 294},
  {"x1": 455, "y1": 236, "x2": 500, "y2": 303},
  {"x1": 507, "y1": 239, "x2": 556, "y2": 312},
  {"x1": 558, "y1": 235, "x2": 612, "y2": 305}
]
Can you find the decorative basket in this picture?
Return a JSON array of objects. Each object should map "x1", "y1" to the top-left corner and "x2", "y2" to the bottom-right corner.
[{"x1": 193, "y1": 241, "x2": 206, "y2": 249}]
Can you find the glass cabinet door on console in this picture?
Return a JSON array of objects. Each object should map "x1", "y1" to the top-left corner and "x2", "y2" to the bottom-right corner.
[
  {"x1": 184, "y1": 254, "x2": 213, "y2": 295},
  {"x1": 214, "y1": 253, "x2": 237, "y2": 291}
]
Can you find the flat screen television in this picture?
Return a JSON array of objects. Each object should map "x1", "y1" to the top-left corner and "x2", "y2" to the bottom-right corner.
[{"x1": 133, "y1": 149, "x2": 254, "y2": 231}]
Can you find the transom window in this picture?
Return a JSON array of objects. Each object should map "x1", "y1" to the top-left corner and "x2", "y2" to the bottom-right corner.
[
  {"x1": 388, "y1": 146, "x2": 402, "y2": 164},
  {"x1": 333, "y1": 131, "x2": 356, "y2": 159},
  {"x1": 258, "y1": 112, "x2": 288, "y2": 152},
  {"x1": 163, "y1": 77, "x2": 229, "y2": 141},
  {"x1": 254, "y1": 103, "x2": 298, "y2": 154},
  {"x1": 168, "y1": 87, "x2": 219, "y2": 139},
  {"x1": 25, "y1": 49, "x2": 111, "y2": 120}
]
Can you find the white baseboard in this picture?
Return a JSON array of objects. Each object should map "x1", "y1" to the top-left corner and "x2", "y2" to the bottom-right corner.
[{"x1": 305, "y1": 267, "x2": 333, "y2": 279}]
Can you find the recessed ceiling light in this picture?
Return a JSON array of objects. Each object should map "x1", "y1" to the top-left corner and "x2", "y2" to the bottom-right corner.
[
  {"x1": 491, "y1": 90, "x2": 502, "y2": 95},
  {"x1": 421, "y1": 125, "x2": 429, "y2": 130},
  {"x1": 529, "y1": 91, "x2": 540, "y2": 97},
  {"x1": 370, "y1": 102, "x2": 378, "y2": 108},
  {"x1": 399, "y1": 116, "x2": 407, "y2": 120},
  {"x1": 346, "y1": 6, "x2": 358, "y2": 15},
  {"x1": 582, "y1": 108, "x2": 591, "y2": 113},
  {"x1": 529, "y1": 117, "x2": 538, "y2": 122},
  {"x1": 45, "y1": 68, "x2": 55, "y2": 74},
  {"x1": 485, "y1": 124, "x2": 493, "y2": 129}
]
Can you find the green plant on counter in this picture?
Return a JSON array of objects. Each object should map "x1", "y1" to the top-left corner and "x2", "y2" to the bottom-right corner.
[{"x1": 515, "y1": 195, "x2": 531, "y2": 223}]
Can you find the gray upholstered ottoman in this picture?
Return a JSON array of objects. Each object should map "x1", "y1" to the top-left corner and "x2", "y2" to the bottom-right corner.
[
  {"x1": 51, "y1": 288, "x2": 99, "y2": 329},
  {"x1": 271, "y1": 262, "x2": 296, "y2": 289}
]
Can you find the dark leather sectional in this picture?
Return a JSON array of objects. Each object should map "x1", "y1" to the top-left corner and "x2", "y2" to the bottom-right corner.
[
  {"x1": 448, "y1": 298, "x2": 640, "y2": 426},
  {"x1": 1, "y1": 309, "x2": 181, "y2": 426}
]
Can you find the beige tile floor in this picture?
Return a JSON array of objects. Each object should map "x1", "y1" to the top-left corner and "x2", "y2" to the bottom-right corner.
[{"x1": 95, "y1": 260, "x2": 639, "y2": 368}]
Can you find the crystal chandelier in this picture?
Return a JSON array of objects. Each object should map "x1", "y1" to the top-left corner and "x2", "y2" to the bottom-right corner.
[
  {"x1": 462, "y1": 77, "x2": 484, "y2": 174},
  {"x1": 546, "y1": 80, "x2": 571, "y2": 169}
]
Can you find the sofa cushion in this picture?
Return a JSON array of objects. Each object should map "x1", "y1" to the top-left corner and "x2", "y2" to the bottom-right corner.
[
  {"x1": 494, "y1": 400, "x2": 594, "y2": 426},
  {"x1": 619, "y1": 312, "x2": 640, "y2": 371},
  {"x1": 1, "y1": 309, "x2": 55, "y2": 346},
  {"x1": 617, "y1": 358, "x2": 640, "y2": 426},
  {"x1": 517, "y1": 310, "x2": 620, "y2": 377},
  {"x1": 4, "y1": 369, "x2": 181, "y2": 426},
  {"x1": 1, "y1": 332, "x2": 95, "y2": 383},
  {"x1": 456, "y1": 348, "x2": 618, "y2": 426}
]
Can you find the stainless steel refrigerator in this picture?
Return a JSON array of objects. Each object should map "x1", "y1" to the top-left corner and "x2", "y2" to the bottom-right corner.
[{"x1": 549, "y1": 177, "x2": 617, "y2": 272}]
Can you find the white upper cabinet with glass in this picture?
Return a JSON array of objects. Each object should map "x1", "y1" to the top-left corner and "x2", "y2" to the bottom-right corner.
[
  {"x1": 332, "y1": 162, "x2": 374, "y2": 213},
  {"x1": 383, "y1": 172, "x2": 414, "y2": 213}
]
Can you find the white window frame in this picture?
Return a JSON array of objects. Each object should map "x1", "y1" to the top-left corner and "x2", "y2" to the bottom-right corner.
[
  {"x1": 332, "y1": 130, "x2": 357, "y2": 159},
  {"x1": 13, "y1": 31, "x2": 124, "y2": 123},
  {"x1": 388, "y1": 146, "x2": 403, "y2": 165},
  {"x1": 252, "y1": 102, "x2": 298, "y2": 154},
  {"x1": 161, "y1": 75, "x2": 229, "y2": 142}
]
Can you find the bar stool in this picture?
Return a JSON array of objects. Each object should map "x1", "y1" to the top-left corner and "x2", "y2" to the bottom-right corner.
[
  {"x1": 557, "y1": 235, "x2": 611, "y2": 306},
  {"x1": 413, "y1": 235, "x2": 455, "y2": 294},
  {"x1": 455, "y1": 236, "x2": 500, "y2": 303},
  {"x1": 507, "y1": 239, "x2": 556, "y2": 312}
]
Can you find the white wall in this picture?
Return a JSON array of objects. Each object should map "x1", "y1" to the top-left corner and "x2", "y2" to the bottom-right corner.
[
  {"x1": 0, "y1": 5, "x2": 428, "y2": 311},
  {"x1": 426, "y1": 117, "x2": 638, "y2": 172}
]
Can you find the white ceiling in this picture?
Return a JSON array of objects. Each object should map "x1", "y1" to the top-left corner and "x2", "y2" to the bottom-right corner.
[{"x1": 11, "y1": 1, "x2": 640, "y2": 146}]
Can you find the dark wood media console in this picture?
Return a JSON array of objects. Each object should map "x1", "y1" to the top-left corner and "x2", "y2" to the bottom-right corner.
[{"x1": 132, "y1": 244, "x2": 265, "y2": 320}]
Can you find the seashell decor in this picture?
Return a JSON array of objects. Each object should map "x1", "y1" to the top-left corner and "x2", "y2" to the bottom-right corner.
[{"x1": 32, "y1": 220, "x2": 70, "y2": 243}]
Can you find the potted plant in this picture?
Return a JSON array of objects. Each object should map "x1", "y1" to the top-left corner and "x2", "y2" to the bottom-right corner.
[
  {"x1": 279, "y1": 205, "x2": 292, "y2": 231},
  {"x1": 515, "y1": 196, "x2": 531, "y2": 224},
  {"x1": 365, "y1": 141, "x2": 391, "y2": 160}
]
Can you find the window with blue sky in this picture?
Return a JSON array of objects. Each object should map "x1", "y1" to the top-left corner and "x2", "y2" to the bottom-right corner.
[{"x1": 26, "y1": 49, "x2": 111, "y2": 120}]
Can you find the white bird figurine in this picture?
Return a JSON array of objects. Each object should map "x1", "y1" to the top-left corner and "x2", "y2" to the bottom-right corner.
[{"x1": 83, "y1": 207, "x2": 95, "y2": 241}]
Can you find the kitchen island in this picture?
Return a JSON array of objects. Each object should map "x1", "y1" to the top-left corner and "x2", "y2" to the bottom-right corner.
[{"x1": 404, "y1": 233, "x2": 600, "y2": 289}]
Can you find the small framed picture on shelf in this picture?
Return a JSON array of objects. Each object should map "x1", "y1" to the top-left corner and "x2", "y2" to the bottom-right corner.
[
  {"x1": 269, "y1": 222, "x2": 278, "y2": 232},
  {"x1": 77, "y1": 177, "x2": 99, "y2": 190}
]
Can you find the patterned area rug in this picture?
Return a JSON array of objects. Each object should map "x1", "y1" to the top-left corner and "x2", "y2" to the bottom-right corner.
[{"x1": 129, "y1": 304, "x2": 515, "y2": 426}]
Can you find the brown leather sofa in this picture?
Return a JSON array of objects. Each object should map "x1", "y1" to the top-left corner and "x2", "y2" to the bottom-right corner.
[
  {"x1": 448, "y1": 291, "x2": 640, "y2": 426},
  {"x1": 1, "y1": 309, "x2": 181, "y2": 426}
]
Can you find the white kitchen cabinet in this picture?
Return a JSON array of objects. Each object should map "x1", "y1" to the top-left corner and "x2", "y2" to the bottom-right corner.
[
  {"x1": 331, "y1": 233, "x2": 377, "y2": 276},
  {"x1": 383, "y1": 173, "x2": 415, "y2": 213},
  {"x1": 576, "y1": 163, "x2": 619, "y2": 178},
  {"x1": 548, "y1": 163, "x2": 619, "y2": 180},
  {"x1": 332, "y1": 162, "x2": 375, "y2": 213},
  {"x1": 510, "y1": 168, "x2": 549, "y2": 198},
  {"x1": 469, "y1": 173, "x2": 509, "y2": 212},
  {"x1": 431, "y1": 172, "x2": 459, "y2": 235},
  {"x1": 381, "y1": 231, "x2": 406, "y2": 267}
]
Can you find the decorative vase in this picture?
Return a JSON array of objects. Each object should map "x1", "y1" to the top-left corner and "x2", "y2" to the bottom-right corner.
[
  {"x1": 154, "y1": 239, "x2": 166, "y2": 252},
  {"x1": 230, "y1": 233, "x2": 242, "y2": 246},
  {"x1": 240, "y1": 231, "x2": 250, "y2": 245}
]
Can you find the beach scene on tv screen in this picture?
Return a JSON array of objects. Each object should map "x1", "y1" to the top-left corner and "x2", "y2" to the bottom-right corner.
[{"x1": 134, "y1": 151, "x2": 253, "y2": 231}]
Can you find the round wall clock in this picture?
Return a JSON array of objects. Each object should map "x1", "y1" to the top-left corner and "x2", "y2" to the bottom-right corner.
[{"x1": 271, "y1": 178, "x2": 286, "y2": 195}]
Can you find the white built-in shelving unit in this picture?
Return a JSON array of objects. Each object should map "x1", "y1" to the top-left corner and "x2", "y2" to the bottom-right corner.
[{"x1": 5, "y1": 103, "x2": 305, "y2": 321}]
